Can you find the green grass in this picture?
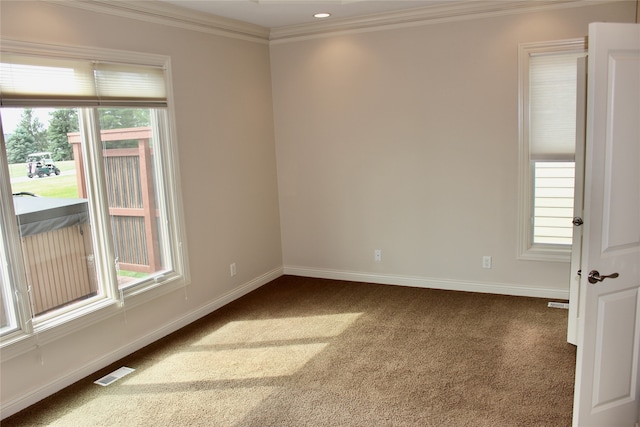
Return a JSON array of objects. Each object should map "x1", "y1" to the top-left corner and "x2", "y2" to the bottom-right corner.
[
  {"x1": 118, "y1": 270, "x2": 150, "y2": 279},
  {"x1": 11, "y1": 176, "x2": 79, "y2": 198},
  {"x1": 9, "y1": 160, "x2": 75, "y2": 179},
  {"x1": 10, "y1": 161, "x2": 79, "y2": 198}
]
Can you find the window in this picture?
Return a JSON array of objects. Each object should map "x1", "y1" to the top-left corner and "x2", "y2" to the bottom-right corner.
[
  {"x1": 517, "y1": 39, "x2": 586, "y2": 261},
  {"x1": 0, "y1": 41, "x2": 188, "y2": 346}
]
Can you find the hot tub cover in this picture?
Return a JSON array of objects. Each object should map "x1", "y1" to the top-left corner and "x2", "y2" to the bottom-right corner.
[{"x1": 13, "y1": 196, "x2": 89, "y2": 237}]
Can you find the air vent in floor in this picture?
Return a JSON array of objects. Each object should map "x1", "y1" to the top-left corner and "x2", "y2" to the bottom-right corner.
[
  {"x1": 94, "y1": 366, "x2": 135, "y2": 386},
  {"x1": 547, "y1": 302, "x2": 569, "y2": 309}
]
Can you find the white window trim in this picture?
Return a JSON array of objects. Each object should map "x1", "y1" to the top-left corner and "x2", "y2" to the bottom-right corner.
[
  {"x1": 0, "y1": 138, "x2": 32, "y2": 340},
  {"x1": 0, "y1": 40, "x2": 190, "y2": 360},
  {"x1": 517, "y1": 38, "x2": 586, "y2": 262}
]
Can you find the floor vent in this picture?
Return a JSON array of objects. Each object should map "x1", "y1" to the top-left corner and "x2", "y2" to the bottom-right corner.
[
  {"x1": 547, "y1": 302, "x2": 570, "y2": 309},
  {"x1": 94, "y1": 367, "x2": 135, "y2": 387}
]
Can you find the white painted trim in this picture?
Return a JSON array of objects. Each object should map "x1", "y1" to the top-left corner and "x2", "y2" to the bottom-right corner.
[
  {"x1": 0, "y1": 266, "x2": 283, "y2": 420},
  {"x1": 516, "y1": 38, "x2": 587, "y2": 263},
  {"x1": 284, "y1": 265, "x2": 569, "y2": 299},
  {"x1": 42, "y1": 0, "x2": 613, "y2": 45},
  {"x1": 44, "y1": 0, "x2": 270, "y2": 44}
]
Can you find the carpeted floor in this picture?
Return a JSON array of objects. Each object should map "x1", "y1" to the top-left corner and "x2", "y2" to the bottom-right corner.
[{"x1": 3, "y1": 275, "x2": 576, "y2": 426}]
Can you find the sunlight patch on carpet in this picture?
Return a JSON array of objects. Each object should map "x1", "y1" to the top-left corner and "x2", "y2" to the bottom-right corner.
[
  {"x1": 194, "y1": 312, "x2": 363, "y2": 346},
  {"x1": 124, "y1": 343, "x2": 328, "y2": 384}
]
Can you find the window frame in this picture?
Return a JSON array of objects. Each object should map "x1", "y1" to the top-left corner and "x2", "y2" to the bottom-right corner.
[
  {"x1": 0, "y1": 40, "x2": 190, "y2": 359},
  {"x1": 517, "y1": 38, "x2": 586, "y2": 262}
]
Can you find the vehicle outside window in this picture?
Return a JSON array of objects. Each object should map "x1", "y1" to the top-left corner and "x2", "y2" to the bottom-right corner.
[{"x1": 26, "y1": 152, "x2": 61, "y2": 178}]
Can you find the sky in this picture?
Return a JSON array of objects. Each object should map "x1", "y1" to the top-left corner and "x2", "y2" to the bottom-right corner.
[{"x1": 1, "y1": 108, "x2": 53, "y2": 135}]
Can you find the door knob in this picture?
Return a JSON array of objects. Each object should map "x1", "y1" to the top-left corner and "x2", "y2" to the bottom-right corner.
[
  {"x1": 572, "y1": 217, "x2": 584, "y2": 226},
  {"x1": 587, "y1": 270, "x2": 619, "y2": 284}
]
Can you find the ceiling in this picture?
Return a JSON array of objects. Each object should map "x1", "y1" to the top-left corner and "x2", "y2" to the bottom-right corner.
[{"x1": 159, "y1": 0, "x2": 455, "y2": 29}]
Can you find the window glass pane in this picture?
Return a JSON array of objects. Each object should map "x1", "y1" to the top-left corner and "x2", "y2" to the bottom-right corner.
[
  {"x1": 533, "y1": 161, "x2": 575, "y2": 245},
  {"x1": 2, "y1": 107, "x2": 102, "y2": 319},
  {"x1": 95, "y1": 108, "x2": 170, "y2": 288}
]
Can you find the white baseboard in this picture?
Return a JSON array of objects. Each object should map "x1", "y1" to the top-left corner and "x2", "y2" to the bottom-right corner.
[
  {"x1": 3, "y1": 265, "x2": 565, "y2": 418},
  {"x1": 284, "y1": 266, "x2": 569, "y2": 300},
  {"x1": 1, "y1": 267, "x2": 283, "y2": 420}
]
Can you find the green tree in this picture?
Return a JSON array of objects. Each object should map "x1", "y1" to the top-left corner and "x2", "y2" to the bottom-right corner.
[
  {"x1": 99, "y1": 108, "x2": 151, "y2": 149},
  {"x1": 5, "y1": 109, "x2": 47, "y2": 164},
  {"x1": 47, "y1": 109, "x2": 78, "y2": 161},
  {"x1": 99, "y1": 108, "x2": 149, "y2": 130}
]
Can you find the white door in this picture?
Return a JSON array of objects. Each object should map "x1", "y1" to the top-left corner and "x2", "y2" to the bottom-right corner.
[
  {"x1": 567, "y1": 56, "x2": 587, "y2": 346},
  {"x1": 572, "y1": 22, "x2": 640, "y2": 427}
]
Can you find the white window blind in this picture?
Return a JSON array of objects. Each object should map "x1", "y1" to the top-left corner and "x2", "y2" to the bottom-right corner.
[
  {"x1": 529, "y1": 52, "x2": 584, "y2": 161},
  {"x1": 0, "y1": 53, "x2": 167, "y2": 107}
]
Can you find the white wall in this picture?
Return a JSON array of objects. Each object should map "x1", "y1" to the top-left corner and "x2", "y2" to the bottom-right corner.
[
  {"x1": 0, "y1": 1, "x2": 282, "y2": 417},
  {"x1": 270, "y1": 1, "x2": 636, "y2": 297}
]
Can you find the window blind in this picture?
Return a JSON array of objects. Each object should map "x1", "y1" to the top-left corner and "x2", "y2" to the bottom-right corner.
[
  {"x1": 0, "y1": 53, "x2": 167, "y2": 107},
  {"x1": 529, "y1": 52, "x2": 584, "y2": 161}
]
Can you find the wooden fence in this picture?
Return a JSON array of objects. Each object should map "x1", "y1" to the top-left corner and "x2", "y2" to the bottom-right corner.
[{"x1": 67, "y1": 127, "x2": 161, "y2": 274}]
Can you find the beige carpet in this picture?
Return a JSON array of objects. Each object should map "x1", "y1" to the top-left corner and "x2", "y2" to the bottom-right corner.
[{"x1": 3, "y1": 275, "x2": 576, "y2": 426}]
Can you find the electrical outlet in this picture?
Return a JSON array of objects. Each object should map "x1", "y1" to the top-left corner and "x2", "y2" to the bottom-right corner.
[
  {"x1": 230, "y1": 262, "x2": 237, "y2": 277},
  {"x1": 374, "y1": 249, "x2": 382, "y2": 262},
  {"x1": 482, "y1": 256, "x2": 492, "y2": 269}
]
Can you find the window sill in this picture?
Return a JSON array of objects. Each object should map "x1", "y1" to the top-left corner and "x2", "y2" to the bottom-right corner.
[
  {"x1": 0, "y1": 274, "x2": 189, "y2": 363},
  {"x1": 518, "y1": 244, "x2": 571, "y2": 262},
  {"x1": 119, "y1": 272, "x2": 189, "y2": 311},
  {"x1": 0, "y1": 298, "x2": 119, "y2": 363}
]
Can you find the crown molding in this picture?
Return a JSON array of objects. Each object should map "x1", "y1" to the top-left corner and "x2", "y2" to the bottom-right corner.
[
  {"x1": 269, "y1": 0, "x2": 613, "y2": 43},
  {"x1": 43, "y1": 0, "x2": 614, "y2": 45},
  {"x1": 44, "y1": 0, "x2": 271, "y2": 44}
]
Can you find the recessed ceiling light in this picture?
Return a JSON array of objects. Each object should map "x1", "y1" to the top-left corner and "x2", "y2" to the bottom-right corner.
[{"x1": 313, "y1": 13, "x2": 331, "y2": 19}]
